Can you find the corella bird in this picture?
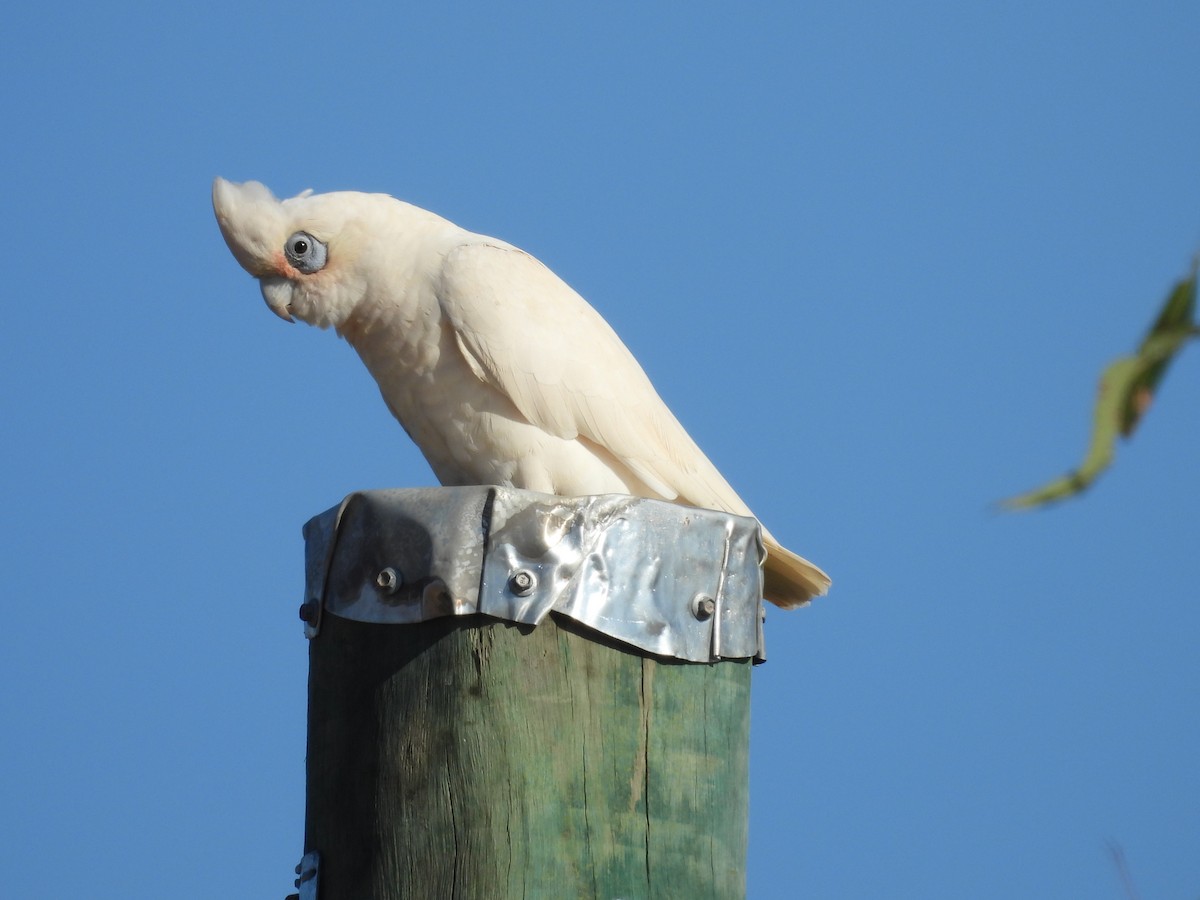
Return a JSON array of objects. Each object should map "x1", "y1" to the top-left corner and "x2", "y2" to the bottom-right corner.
[{"x1": 213, "y1": 178, "x2": 830, "y2": 607}]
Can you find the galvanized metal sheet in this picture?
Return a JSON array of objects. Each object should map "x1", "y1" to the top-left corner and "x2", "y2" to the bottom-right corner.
[
  {"x1": 295, "y1": 851, "x2": 319, "y2": 900},
  {"x1": 302, "y1": 486, "x2": 765, "y2": 663}
]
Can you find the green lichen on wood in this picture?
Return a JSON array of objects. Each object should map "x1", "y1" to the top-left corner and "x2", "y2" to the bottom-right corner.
[{"x1": 304, "y1": 614, "x2": 751, "y2": 900}]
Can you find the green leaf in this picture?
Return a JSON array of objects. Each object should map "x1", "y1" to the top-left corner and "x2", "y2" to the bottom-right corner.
[
  {"x1": 1120, "y1": 261, "x2": 1196, "y2": 436},
  {"x1": 1000, "y1": 263, "x2": 1199, "y2": 511},
  {"x1": 1001, "y1": 356, "x2": 1134, "y2": 509}
]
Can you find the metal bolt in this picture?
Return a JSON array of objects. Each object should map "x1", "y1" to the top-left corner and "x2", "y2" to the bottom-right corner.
[
  {"x1": 298, "y1": 600, "x2": 319, "y2": 624},
  {"x1": 691, "y1": 594, "x2": 716, "y2": 620},
  {"x1": 376, "y1": 566, "x2": 403, "y2": 594},
  {"x1": 508, "y1": 569, "x2": 537, "y2": 596}
]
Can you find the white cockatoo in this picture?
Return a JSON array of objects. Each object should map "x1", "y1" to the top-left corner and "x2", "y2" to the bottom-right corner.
[{"x1": 213, "y1": 178, "x2": 830, "y2": 607}]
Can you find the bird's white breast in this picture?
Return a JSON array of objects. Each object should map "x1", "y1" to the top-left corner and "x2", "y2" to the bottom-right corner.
[{"x1": 338, "y1": 270, "x2": 636, "y2": 496}]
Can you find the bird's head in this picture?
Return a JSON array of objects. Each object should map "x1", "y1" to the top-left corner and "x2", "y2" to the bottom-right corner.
[{"x1": 212, "y1": 177, "x2": 381, "y2": 330}]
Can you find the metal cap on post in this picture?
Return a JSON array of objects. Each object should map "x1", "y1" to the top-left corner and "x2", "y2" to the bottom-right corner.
[{"x1": 298, "y1": 486, "x2": 765, "y2": 899}]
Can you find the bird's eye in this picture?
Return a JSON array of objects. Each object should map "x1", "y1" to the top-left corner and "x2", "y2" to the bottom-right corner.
[{"x1": 284, "y1": 231, "x2": 327, "y2": 274}]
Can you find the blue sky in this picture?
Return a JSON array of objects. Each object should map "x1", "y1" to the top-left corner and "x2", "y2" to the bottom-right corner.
[{"x1": 3, "y1": 2, "x2": 1198, "y2": 897}]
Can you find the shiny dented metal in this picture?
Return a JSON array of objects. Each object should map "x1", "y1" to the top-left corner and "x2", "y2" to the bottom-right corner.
[{"x1": 301, "y1": 486, "x2": 766, "y2": 662}]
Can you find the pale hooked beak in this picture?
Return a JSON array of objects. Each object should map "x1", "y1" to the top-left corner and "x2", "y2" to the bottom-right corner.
[{"x1": 260, "y1": 277, "x2": 295, "y2": 323}]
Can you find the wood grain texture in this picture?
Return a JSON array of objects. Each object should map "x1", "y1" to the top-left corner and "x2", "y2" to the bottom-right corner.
[{"x1": 305, "y1": 613, "x2": 750, "y2": 899}]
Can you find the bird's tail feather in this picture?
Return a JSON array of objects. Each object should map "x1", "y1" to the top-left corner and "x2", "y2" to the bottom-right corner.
[{"x1": 762, "y1": 538, "x2": 831, "y2": 609}]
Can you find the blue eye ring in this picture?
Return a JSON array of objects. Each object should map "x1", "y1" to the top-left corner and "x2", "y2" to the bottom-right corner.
[{"x1": 284, "y1": 231, "x2": 327, "y2": 274}]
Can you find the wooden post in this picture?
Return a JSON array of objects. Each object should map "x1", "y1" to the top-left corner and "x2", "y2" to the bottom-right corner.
[{"x1": 297, "y1": 488, "x2": 761, "y2": 900}]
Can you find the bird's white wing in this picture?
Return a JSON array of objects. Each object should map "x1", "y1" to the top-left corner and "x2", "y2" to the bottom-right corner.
[{"x1": 437, "y1": 242, "x2": 752, "y2": 514}]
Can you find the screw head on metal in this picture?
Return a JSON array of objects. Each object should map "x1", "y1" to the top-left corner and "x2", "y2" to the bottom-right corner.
[
  {"x1": 508, "y1": 568, "x2": 537, "y2": 597},
  {"x1": 691, "y1": 594, "x2": 716, "y2": 620},
  {"x1": 298, "y1": 600, "x2": 319, "y2": 624},
  {"x1": 376, "y1": 567, "x2": 403, "y2": 594}
]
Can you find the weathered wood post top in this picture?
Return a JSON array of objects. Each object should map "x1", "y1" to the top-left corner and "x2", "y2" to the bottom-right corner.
[{"x1": 295, "y1": 485, "x2": 768, "y2": 900}]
